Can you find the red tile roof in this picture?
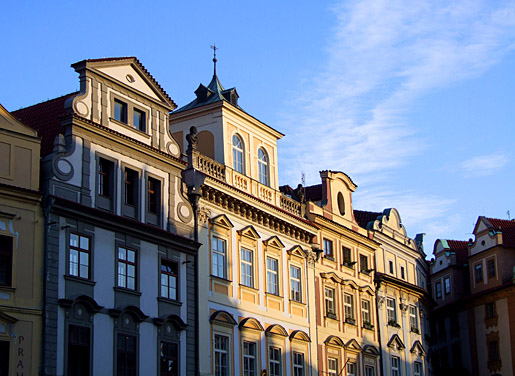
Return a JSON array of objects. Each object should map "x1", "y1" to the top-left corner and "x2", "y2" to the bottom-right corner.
[
  {"x1": 445, "y1": 240, "x2": 469, "y2": 265},
  {"x1": 304, "y1": 184, "x2": 322, "y2": 202},
  {"x1": 485, "y1": 217, "x2": 515, "y2": 248},
  {"x1": 354, "y1": 209, "x2": 382, "y2": 229},
  {"x1": 12, "y1": 92, "x2": 77, "y2": 156}
]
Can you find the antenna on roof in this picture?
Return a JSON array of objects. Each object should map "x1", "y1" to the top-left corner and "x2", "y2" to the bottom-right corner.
[
  {"x1": 508, "y1": 210, "x2": 511, "y2": 220},
  {"x1": 210, "y1": 44, "x2": 218, "y2": 76},
  {"x1": 301, "y1": 171, "x2": 306, "y2": 187}
]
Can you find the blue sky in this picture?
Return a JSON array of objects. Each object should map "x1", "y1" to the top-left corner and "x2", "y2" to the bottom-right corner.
[{"x1": 2, "y1": 0, "x2": 514, "y2": 256}]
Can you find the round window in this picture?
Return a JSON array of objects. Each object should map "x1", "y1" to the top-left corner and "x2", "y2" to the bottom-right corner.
[{"x1": 337, "y1": 192, "x2": 345, "y2": 216}]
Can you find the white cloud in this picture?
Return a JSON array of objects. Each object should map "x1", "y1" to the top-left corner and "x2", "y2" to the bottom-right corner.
[{"x1": 461, "y1": 152, "x2": 510, "y2": 177}]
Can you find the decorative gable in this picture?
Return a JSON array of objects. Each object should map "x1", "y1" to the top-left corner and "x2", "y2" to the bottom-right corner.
[
  {"x1": 410, "y1": 340, "x2": 426, "y2": 356},
  {"x1": 346, "y1": 339, "x2": 363, "y2": 352},
  {"x1": 287, "y1": 245, "x2": 307, "y2": 258},
  {"x1": 387, "y1": 334, "x2": 406, "y2": 350},
  {"x1": 210, "y1": 214, "x2": 234, "y2": 230},
  {"x1": 324, "y1": 335, "x2": 345, "y2": 348},
  {"x1": 238, "y1": 225, "x2": 260, "y2": 240},
  {"x1": 263, "y1": 235, "x2": 284, "y2": 249}
]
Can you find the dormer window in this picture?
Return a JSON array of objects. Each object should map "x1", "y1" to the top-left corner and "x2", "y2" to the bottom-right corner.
[
  {"x1": 114, "y1": 99, "x2": 128, "y2": 124},
  {"x1": 232, "y1": 135, "x2": 245, "y2": 174},
  {"x1": 258, "y1": 148, "x2": 269, "y2": 186}
]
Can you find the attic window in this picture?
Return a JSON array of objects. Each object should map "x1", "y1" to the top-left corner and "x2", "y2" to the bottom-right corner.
[
  {"x1": 126, "y1": 74, "x2": 135, "y2": 83},
  {"x1": 337, "y1": 192, "x2": 345, "y2": 216}
]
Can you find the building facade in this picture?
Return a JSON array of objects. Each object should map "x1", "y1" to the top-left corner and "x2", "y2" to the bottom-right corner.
[
  {"x1": 13, "y1": 57, "x2": 199, "y2": 376},
  {"x1": 0, "y1": 104, "x2": 44, "y2": 375}
]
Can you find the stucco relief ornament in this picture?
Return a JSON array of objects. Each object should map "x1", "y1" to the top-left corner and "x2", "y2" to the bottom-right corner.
[
  {"x1": 197, "y1": 207, "x2": 211, "y2": 226},
  {"x1": 399, "y1": 302, "x2": 409, "y2": 316},
  {"x1": 306, "y1": 249, "x2": 317, "y2": 267},
  {"x1": 377, "y1": 295, "x2": 386, "y2": 308}
]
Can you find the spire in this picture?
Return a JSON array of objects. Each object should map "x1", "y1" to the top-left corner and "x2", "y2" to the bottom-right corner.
[{"x1": 210, "y1": 44, "x2": 218, "y2": 77}]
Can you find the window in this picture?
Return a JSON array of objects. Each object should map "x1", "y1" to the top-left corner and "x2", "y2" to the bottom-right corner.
[
  {"x1": 444, "y1": 277, "x2": 451, "y2": 295},
  {"x1": 400, "y1": 266, "x2": 405, "y2": 279},
  {"x1": 344, "y1": 293, "x2": 354, "y2": 322},
  {"x1": 232, "y1": 135, "x2": 244, "y2": 174},
  {"x1": 342, "y1": 247, "x2": 352, "y2": 265},
  {"x1": 323, "y1": 239, "x2": 333, "y2": 259},
  {"x1": 328, "y1": 358, "x2": 338, "y2": 376},
  {"x1": 242, "y1": 341, "x2": 256, "y2": 376},
  {"x1": 161, "y1": 260, "x2": 178, "y2": 300},
  {"x1": 258, "y1": 148, "x2": 269, "y2": 186},
  {"x1": 212, "y1": 237, "x2": 227, "y2": 279},
  {"x1": 160, "y1": 341, "x2": 178, "y2": 376},
  {"x1": 290, "y1": 266, "x2": 302, "y2": 302},
  {"x1": 365, "y1": 366, "x2": 375, "y2": 376},
  {"x1": 387, "y1": 298, "x2": 396, "y2": 324},
  {"x1": 487, "y1": 259, "x2": 496, "y2": 278},
  {"x1": 360, "y1": 254, "x2": 368, "y2": 272},
  {"x1": 133, "y1": 108, "x2": 146, "y2": 132},
  {"x1": 69, "y1": 233, "x2": 90, "y2": 279},
  {"x1": 68, "y1": 325, "x2": 90, "y2": 376},
  {"x1": 486, "y1": 302, "x2": 496, "y2": 319},
  {"x1": 475, "y1": 263, "x2": 483, "y2": 283},
  {"x1": 292, "y1": 352, "x2": 304, "y2": 376},
  {"x1": 117, "y1": 334, "x2": 137, "y2": 376},
  {"x1": 98, "y1": 158, "x2": 114, "y2": 198},
  {"x1": 114, "y1": 99, "x2": 128, "y2": 123},
  {"x1": 147, "y1": 177, "x2": 161, "y2": 215},
  {"x1": 362, "y1": 299, "x2": 371, "y2": 325},
  {"x1": 266, "y1": 257, "x2": 279, "y2": 295},
  {"x1": 117, "y1": 247, "x2": 137, "y2": 290},
  {"x1": 488, "y1": 340, "x2": 499, "y2": 361},
  {"x1": 325, "y1": 287, "x2": 336, "y2": 318},
  {"x1": 389, "y1": 260, "x2": 394, "y2": 274},
  {"x1": 414, "y1": 362, "x2": 422, "y2": 376},
  {"x1": 269, "y1": 346, "x2": 281, "y2": 376},
  {"x1": 347, "y1": 362, "x2": 356, "y2": 376},
  {"x1": 214, "y1": 334, "x2": 229, "y2": 376},
  {"x1": 435, "y1": 282, "x2": 442, "y2": 299},
  {"x1": 409, "y1": 305, "x2": 418, "y2": 331},
  {"x1": 240, "y1": 248, "x2": 254, "y2": 287},
  {"x1": 124, "y1": 168, "x2": 139, "y2": 207},
  {"x1": 0, "y1": 236, "x2": 13, "y2": 287},
  {"x1": 391, "y1": 356, "x2": 400, "y2": 376}
]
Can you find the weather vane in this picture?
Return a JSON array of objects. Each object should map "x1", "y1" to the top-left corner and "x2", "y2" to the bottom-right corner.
[{"x1": 210, "y1": 44, "x2": 218, "y2": 76}]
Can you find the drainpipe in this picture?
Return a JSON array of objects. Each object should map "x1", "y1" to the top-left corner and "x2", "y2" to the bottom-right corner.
[{"x1": 375, "y1": 278, "x2": 384, "y2": 376}]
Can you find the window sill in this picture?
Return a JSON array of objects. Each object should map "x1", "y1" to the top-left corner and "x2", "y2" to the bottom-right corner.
[
  {"x1": 326, "y1": 313, "x2": 338, "y2": 321},
  {"x1": 388, "y1": 321, "x2": 401, "y2": 328},
  {"x1": 289, "y1": 299, "x2": 305, "y2": 306},
  {"x1": 110, "y1": 117, "x2": 151, "y2": 138},
  {"x1": 345, "y1": 318, "x2": 357, "y2": 326},
  {"x1": 360, "y1": 270, "x2": 371, "y2": 276},
  {"x1": 342, "y1": 262, "x2": 355, "y2": 270},
  {"x1": 239, "y1": 284, "x2": 258, "y2": 291},
  {"x1": 265, "y1": 292, "x2": 283, "y2": 298},
  {"x1": 64, "y1": 275, "x2": 96, "y2": 286},
  {"x1": 113, "y1": 286, "x2": 142, "y2": 296},
  {"x1": 157, "y1": 297, "x2": 182, "y2": 306},
  {"x1": 324, "y1": 256, "x2": 335, "y2": 261},
  {"x1": 363, "y1": 323, "x2": 375, "y2": 330},
  {"x1": 0, "y1": 286, "x2": 16, "y2": 292},
  {"x1": 410, "y1": 327, "x2": 420, "y2": 334},
  {"x1": 210, "y1": 275, "x2": 232, "y2": 283}
]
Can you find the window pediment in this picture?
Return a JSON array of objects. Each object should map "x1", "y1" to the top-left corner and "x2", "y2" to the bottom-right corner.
[
  {"x1": 238, "y1": 317, "x2": 264, "y2": 332},
  {"x1": 359, "y1": 285, "x2": 375, "y2": 296},
  {"x1": 410, "y1": 340, "x2": 426, "y2": 356},
  {"x1": 321, "y1": 272, "x2": 342, "y2": 284},
  {"x1": 287, "y1": 245, "x2": 307, "y2": 258},
  {"x1": 265, "y1": 324, "x2": 288, "y2": 337},
  {"x1": 387, "y1": 334, "x2": 406, "y2": 350},
  {"x1": 210, "y1": 310, "x2": 237, "y2": 327},
  {"x1": 324, "y1": 335, "x2": 345, "y2": 348},
  {"x1": 346, "y1": 339, "x2": 362, "y2": 352},
  {"x1": 363, "y1": 344, "x2": 380, "y2": 355},
  {"x1": 342, "y1": 279, "x2": 359, "y2": 290},
  {"x1": 210, "y1": 214, "x2": 234, "y2": 230},
  {"x1": 289, "y1": 330, "x2": 311, "y2": 343},
  {"x1": 238, "y1": 225, "x2": 260, "y2": 240},
  {"x1": 263, "y1": 235, "x2": 284, "y2": 249}
]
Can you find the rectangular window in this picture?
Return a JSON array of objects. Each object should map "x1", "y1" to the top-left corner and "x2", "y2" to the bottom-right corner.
[
  {"x1": 68, "y1": 325, "x2": 90, "y2": 376},
  {"x1": 344, "y1": 293, "x2": 354, "y2": 321},
  {"x1": 69, "y1": 233, "x2": 90, "y2": 279},
  {"x1": 487, "y1": 259, "x2": 496, "y2": 278},
  {"x1": 242, "y1": 341, "x2": 256, "y2": 376},
  {"x1": 389, "y1": 260, "x2": 394, "y2": 274},
  {"x1": 328, "y1": 358, "x2": 338, "y2": 376},
  {"x1": 489, "y1": 340, "x2": 499, "y2": 361},
  {"x1": 362, "y1": 299, "x2": 371, "y2": 325},
  {"x1": 161, "y1": 259, "x2": 178, "y2": 300},
  {"x1": 124, "y1": 168, "x2": 139, "y2": 207},
  {"x1": 365, "y1": 366, "x2": 375, "y2": 376},
  {"x1": 410, "y1": 305, "x2": 418, "y2": 331},
  {"x1": 323, "y1": 239, "x2": 333, "y2": 258},
  {"x1": 391, "y1": 356, "x2": 400, "y2": 376},
  {"x1": 212, "y1": 237, "x2": 227, "y2": 279},
  {"x1": 400, "y1": 266, "x2": 405, "y2": 279},
  {"x1": 214, "y1": 334, "x2": 229, "y2": 376},
  {"x1": 98, "y1": 158, "x2": 114, "y2": 198},
  {"x1": 240, "y1": 248, "x2": 254, "y2": 287},
  {"x1": 133, "y1": 108, "x2": 146, "y2": 132},
  {"x1": 160, "y1": 341, "x2": 178, "y2": 376},
  {"x1": 290, "y1": 266, "x2": 302, "y2": 302},
  {"x1": 292, "y1": 352, "x2": 304, "y2": 376},
  {"x1": 475, "y1": 263, "x2": 483, "y2": 283},
  {"x1": 0, "y1": 236, "x2": 13, "y2": 287},
  {"x1": 0, "y1": 341, "x2": 9, "y2": 376},
  {"x1": 117, "y1": 247, "x2": 137, "y2": 290},
  {"x1": 486, "y1": 302, "x2": 496, "y2": 319},
  {"x1": 325, "y1": 287, "x2": 336, "y2": 318},
  {"x1": 267, "y1": 257, "x2": 279, "y2": 295},
  {"x1": 114, "y1": 99, "x2": 128, "y2": 123},
  {"x1": 435, "y1": 282, "x2": 442, "y2": 299},
  {"x1": 342, "y1": 247, "x2": 352, "y2": 264},
  {"x1": 360, "y1": 254, "x2": 368, "y2": 272},
  {"x1": 414, "y1": 362, "x2": 422, "y2": 376},
  {"x1": 117, "y1": 334, "x2": 137, "y2": 376},
  {"x1": 147, "y1": 177, "x2": 161, "y2": 215},
  {"x1": 444, "y1": 277, "x2": 451, "y2": 295},
  {"x1": 347, "y1": 362, "x2": 356, "y2": 376},
  {"x1": 387, "y1": 298, "x2": 396, "y2": 324},
  {"x1": 269, "y1": 346, "x2": 282, "y2": 376}
]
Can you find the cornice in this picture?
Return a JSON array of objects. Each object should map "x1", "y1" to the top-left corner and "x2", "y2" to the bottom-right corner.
[{"x1": 375, "y1": 272, "x2": 429, "y2": 298}]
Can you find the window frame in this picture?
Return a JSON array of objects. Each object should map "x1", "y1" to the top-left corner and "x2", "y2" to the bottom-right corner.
[
  {"x1": 133, "y1": 107, "x2": 146, "y2": 133},
  {"x1": 365, "y1": 365, "x2": 375, "y2": 376},
  {"x1": 268, "y1": 346, "x2": 282, "y2": 376},
  {"x1": 232, "y1": 134, "x2": 245, "y2": 174},
  {"x1": 409, "y1": 305, "x2": 418, "y2": 331},
  {"x1": 160, "y1": 259, "x2": 178, "y2": 301},
  {"x1": 290, "y1": 265, "x2": 302, "y2": 303},
  {"x1": 67, "y1": 324, "x2": 91, "y2": 376},
  {"x1": 214, "y1": 334, "x2": 230, "y2": 376},
  {"x1": 486, "y1": 302, "x2": 496, "y2": 319},
  {"x1": 117, "y1": 247, "x2": 137, "y2": 291},
  {"x1": 344, "y1": 293, "x2": 354, "y2": 323},
  {"x1": 387, "y1": 297, "x2": 396, "y2": 324},
  {"x1": 68, "y1": 233, "x2": 91, "y2": 280},
  {"x1": 414, "y1": 361, "x2": 422, "y2": 376},
  {"x1": 487, "y1": 258, "x2": 496, "y2": 278},
  {"x1": 242, "y1": 340, "x2": 257, "y2": 376},
  {"x1": 0, "y1": 236, "x2": 13, "y2": 287},
  {"x1": 266, "y1": 257, "x2": 280, "y2": 295},
  {"x1": 212, "y1": 237, "x2": 227, "y2": 279},
  {"x1": 160, "y1": 340, "x2": 179, "y2": 376},
  {"x1": 240, "y1": 247, "x2": 254, "y2": 288},
  {"x1": 325, "y1": 287, "x2": 336, "y2": 318},
  {"x1": 292, "y1": 351, "x2": 304, "y2": 376},
  {"x1": 391, "y1": 356, "x2": 400, "y2": 376},
  {"x1": 146, "y1": 175, "x2": 162, "y2": 223},
  {"x1": 444, "y1": 277, "x2": 451, "y2": 295},
  {"x1": 116, "y1": 333, "x2": 137, "y2": 376},
  {"x1": 328, "y1": 357, "x2": 338, "y2": 376},
  {"x1": 323, "y1": 239, "x2": 334, "y2": 259},
  {"x1": 114, "y1": 99, "x2": 128, "y2": 124},
  {"x1": 258, "y1": 147, "x2": 269, "y2": 186},
  {"x1": 475, "y1": 263, "x2": 483, "y2": 283},
  {"x1": 342, "y1": 246, "x2": 352, "y2": 265},
  {"x1": 359, "y1": 254, "x2": 368, "y2": 273},
  {"x1": 347, "y1": 362, "x2": 356, "y2": 376},
  {"x1": 400, "y1": 266, "x2": 405, "y2": 280},
  {"x1": 435, "y1": 281, "x2": 442, "y2": 299},
  {"x1": 389, "y1": 260, "x2": 394, "y2": 274},
  {"x1": 362, "y1": 299, "x2": 371, "y2": 325}
]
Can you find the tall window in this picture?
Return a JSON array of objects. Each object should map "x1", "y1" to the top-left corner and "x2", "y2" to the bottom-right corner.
[
  {"x1": 161, "y1": 260, "x2": 178, "y2": 300},
  {"x1": 362, "y1": 299, "x2": 371, "y2": 324},
  {"x1": 344, "y1": 293, "x2": 354, "y2": 321},
  {"x1": 342, "y1": 247, "x2": 352, "y2": 264},
  {"x1": 68, "y1": 325, "x2": 90, "y2": 376},
  {"x1": 242, "y1": 341, "x2": 256, "y2": 376},
  {"x1": 391, "y1": 356, "x2": 400, "y2": 376},
  {"x1": 387, "y1": 298, "x2": 396, "y2": 324},
  {"x1": 147, "y1": 177, "x2": 161, "y2": 215},
  {"x1": 409, "y1": 305, "x2": 418, "y2": 331},
  {"x1": 232, "y1": 135, "x2": 244, "y2": 174},
  {"x1": 487, "y1": 259, "x2": 496, "y2": 278},
  {"x1": 290, "y1": 266, "x2": 302, "y2": 302},
  {"x1": 160, "y1": 341, "x2": 178, "y2": 376},
  {"x1": 347, "y1": 362, "x2": 356, "y2": 376},
  {"x1": 240, "y1": 248, "x2": 254, "y2": 287},
  {"x1": 133, "y1": 108, "x2": 146, "y2": 132},
  {"x1": 212, "y1": 237, "x2": 226, "y2": 279},
  {"x1": 359, "y1": 254, "x2": 368, "y2": 272},
  {"x1": 365, "y1": 366, "x2": 375, "y2": 376},
  {"x1": 69, "y1": 233, "x2": 90, "y2": 279},
  {"x1": 124, "y1": 168, "x2": 139, "y2": 207},
  {"x1": 98, "y1": 158, "x2": 114, "y2": 198},
  {"x1": 486, "y1": 302, "x2": 496, "y2": 319},
  {"x1": 444, "y1": 277, "x2": 451, "y2": 295},
  {"x1": 435, "y1": 282, "x2": 442, "y2": 299},
  {"x1": 117, "y1": 334, "x2": 137, "y2": 376},
  {"x1": 267, "y1": 257, "x2": 279, "y2": 295},
  {"x1": 117, "y1": 247, "x2": 137, "y2": 290},
  {"x1": 214, "y1": 334, "x2": 229, "y2": 376},
  {"x1": 475, "y1": 263, "x2": 483, "y2": 283},
  {"x1": 488, "y1": 340, "x2": 499, "y2": 361},
  {"x1": 258, "y1": 148, "x2": 269, "y2": 186},
  {"x1": 269, "y1": 347, "x2": 281, "y2": 376},
  {"x1": 0, "y1": 236, "x2": 13, "y2": 287},
  {"x1": 114, "y1": 99, "x2": 128, "y2": 123},
  {"x1": 414, "y1": 362, "x2": 422, "y2": 376},
  {"x1": 400, "y1": 266, "x2": 405, "y2": 279},
  {"x1": 325, "y1": 287, "x2": 336, "y2": 317},
  {"x1": 389, "y1": 260, "x2": 394, "y2": 274},
  {"x1": 323, "y1": 239, "x2": 333, "y2": 258},
  {"x1": 293, "y1": 352, "x2": 304, "y2": 376},
  {"x1": 328, "y1": 358, "x2": 338, "y2": 376}
]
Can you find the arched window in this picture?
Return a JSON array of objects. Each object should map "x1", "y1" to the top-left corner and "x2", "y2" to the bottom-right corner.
[
  {"x1": 258, "y1": 148, "x2": 269, "y2": 186},
  {"x1": 232, "y1": 135, "x2": 244, "y2": 173}
]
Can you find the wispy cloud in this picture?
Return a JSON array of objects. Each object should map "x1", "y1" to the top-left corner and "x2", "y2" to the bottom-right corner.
[
  {"x1": 278, "y1": 0, "x2": 515, "y2": 186},
  {"x1": 461, "y1": 152, "x2": 510, "y2": 177}
]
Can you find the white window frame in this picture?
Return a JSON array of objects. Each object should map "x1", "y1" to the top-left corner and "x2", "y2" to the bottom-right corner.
[
  {"x1": 258, "y1": 148, "x2": 269, "y2": 186},
  {"x1": 362, "y1": 299, "x2": 371, "y2": 324},
  {"x1": 344, "y1": 293, "x2": 354, "y2": 320},
  {"x1": 414, "y1": 361, "x2": 422, "y2": 376},
  {"x1": 214, "y1": 334, "x2": 229, "y2": 376},
  {"x1": 292, "y1": 351, "x2": 304, "y2": 376},
  {"x1": 232, "y1": 134, "x2": 245, "y2": 174},
  {"x1": 290, "y1": 265, "x2": 302, "y2": 302},
  {"x1": 323, "y1": 239, "x2": 333, "y2": 258},
  {"x1": 387, "y1": 298, "x2": 396, "y2": 324},
  {"x1": 242, "y1": 340, "x2": 256, "y2": 376},
  {"x1": 409, "y1": 305, "x2": 418, "y2": 330},
  {"x1": 347, "y1": 362, "x2": 356, "y2": 376},
  {"x1": 325, "y1": 287, "x2": 336, "y2": 317},
  {"x1": 269, "y1": 346, "x2": 282, "y2": 376},
  {"x1": 391, "y1": 356, "x2": 400, "y2": 376},
  {"x1": 328, "y1": 357, "x2": 338, "y2": 376},
  {"x1": 444, "y1": 277, "x2": 451, "y2": 294},
  {"x1": 212, "y1": 237, "x2": 227, "y2": 279},
  {"x1": 365, "y1": 365, "x2": 375, "y2": 376},
  {"x1": 267, "y1": 257, "x2": 279, "y2": 295},
  {"x1": 240, "y1": 248, "x2": 253, "y2": 287}
]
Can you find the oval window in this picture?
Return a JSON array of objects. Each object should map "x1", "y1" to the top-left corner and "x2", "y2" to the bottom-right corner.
[{"x1": 337, "y1": 192, "x2": 345, "y2": 215}]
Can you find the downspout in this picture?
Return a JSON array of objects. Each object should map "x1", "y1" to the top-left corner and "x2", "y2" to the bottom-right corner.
[{"x1": 375, "y1": 278, "x2": 384, "y2": 376}]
